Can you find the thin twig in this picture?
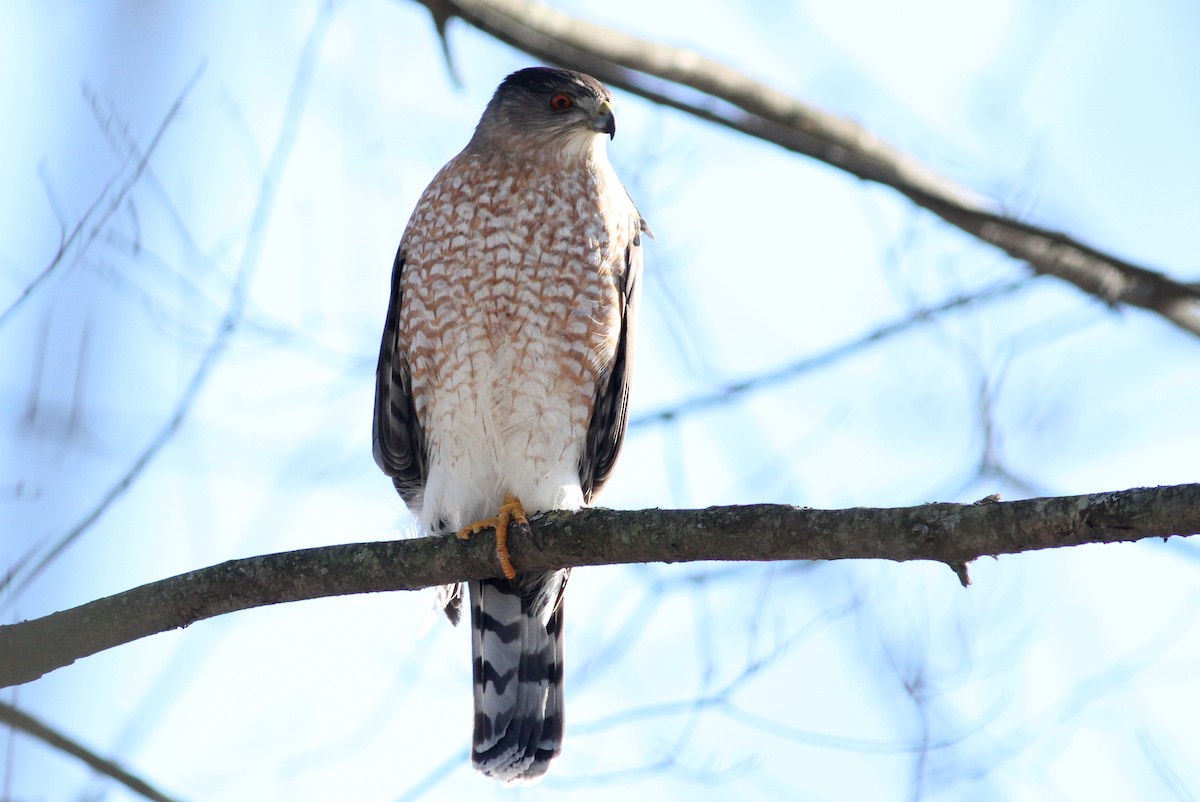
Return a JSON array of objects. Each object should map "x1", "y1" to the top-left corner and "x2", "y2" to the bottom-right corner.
[
  {"x1": 0, "y1": 701, "x2": 184, "y2": 802},
  {"x1": 1, "y1": 5, "x2": 337, "y2": 605},
  {"x1": 0, "y1": 65, "x2": 205, "y2": 330},
  {"x1": 630, "y1": 279, "x2": 1030, "y2": 427}
]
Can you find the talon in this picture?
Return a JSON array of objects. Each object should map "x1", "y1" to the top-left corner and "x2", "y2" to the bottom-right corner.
[{"x1": 456, "y1": 493, "x2": 526, "y2": 580}]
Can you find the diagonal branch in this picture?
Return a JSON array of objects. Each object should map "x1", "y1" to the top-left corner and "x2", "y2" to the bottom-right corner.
[
  {"x1": 412, "y1": 0, "x2": 1200, "y2": 337},
  {"x1": 0, "y1": 65, "x2": 205, "y2": 330},
  {"x1": 2, "y1": 484, "x2": 1197, "y2": 690},
  {"x1": 0, "y1": 701, "x2": 184, "y2": 802},
  {"x1": 630, "y1": 278, "x2": 1030, "y2": 427}
]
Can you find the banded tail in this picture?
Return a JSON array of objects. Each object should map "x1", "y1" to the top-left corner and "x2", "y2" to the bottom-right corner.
[{"x1": 468, "y1": 570, "x2": 567, "y2": 783}]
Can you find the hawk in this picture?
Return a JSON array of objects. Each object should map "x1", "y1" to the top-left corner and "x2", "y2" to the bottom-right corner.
[{"x1": 373, "y1": 67, "x2": 647, "y2": 783}]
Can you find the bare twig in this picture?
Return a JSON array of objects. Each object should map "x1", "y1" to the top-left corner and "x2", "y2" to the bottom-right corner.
[
  {"x1": 2, "y1": 484, "x2": 1197, "y2": 689},
  {"x1": 413, "y1": 0, "x2": 1200, "y2": 337},
  {"x1": 0, "y1": 65, "x2": 205, "y2": 330},
  {"x1": 0, "y1": 701, "x2": 184, "y2": 802},
  {"x1": 630, "y1": 279, "x2": 1030, "y2": 428},
  {"x1": 1138, "y1": 729, "x2": 1197, "y2": 802},
  {"x1": 0, "y1": 5, "x2": 336, "y2": 605}
]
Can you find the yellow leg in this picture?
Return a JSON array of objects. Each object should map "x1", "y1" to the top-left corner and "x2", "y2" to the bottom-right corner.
[{"x1": 457, "y1": 493, "x2": 527, "y2": 580}]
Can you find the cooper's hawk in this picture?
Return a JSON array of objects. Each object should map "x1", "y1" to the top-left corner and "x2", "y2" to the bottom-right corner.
[{"x1": 373, "y1": 67, "x2": 647, "y2": 783}]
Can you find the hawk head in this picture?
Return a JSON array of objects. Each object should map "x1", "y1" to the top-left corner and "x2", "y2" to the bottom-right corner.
[{"x1": 469, "y1": 67, "x2": 618, "y2": 154}]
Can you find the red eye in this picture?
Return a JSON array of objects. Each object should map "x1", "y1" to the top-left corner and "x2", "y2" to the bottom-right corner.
[{"x1": 549, "y1": 93, "x2": 573, "y2": 111}]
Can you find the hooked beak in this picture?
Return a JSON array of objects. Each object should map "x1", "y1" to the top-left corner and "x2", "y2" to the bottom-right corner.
[{"x1": 592, "y1": 101, "x2": 616, "y2": 139}]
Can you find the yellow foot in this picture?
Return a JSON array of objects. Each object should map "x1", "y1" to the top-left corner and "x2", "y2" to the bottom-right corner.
[{"x1": 457, "y1": 493, "x2": 527, "y2": 580}]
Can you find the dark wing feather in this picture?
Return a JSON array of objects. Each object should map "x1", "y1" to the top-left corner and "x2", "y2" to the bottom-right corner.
[
  {"x1": 372, "y1": 246, "x2": 426, "y2": 506},
  {"x1": 579, "y1": 219, "x2": 646, "y2": 502}
]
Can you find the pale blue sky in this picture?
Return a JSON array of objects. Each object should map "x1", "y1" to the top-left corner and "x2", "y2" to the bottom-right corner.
[{"x1": 3, "y1": 2, "x2": 1199, "y2": 800}]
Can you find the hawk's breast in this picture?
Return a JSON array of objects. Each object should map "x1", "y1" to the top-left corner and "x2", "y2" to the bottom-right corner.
[{"x1": 398, "y1": 152, "x2": 635, "y2": 525}]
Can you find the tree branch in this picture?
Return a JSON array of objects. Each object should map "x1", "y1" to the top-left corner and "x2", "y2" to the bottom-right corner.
[
  {"x1": 413, "y1": 0, "x2": 1200, "y2": 337},
  {"x1": 0, "y1": 700, "x2": 184, "y2": 802},
  {"x1": 630, "y1": 279, "x2": 1030, "y2": 427},
  {"x1": 0, "y1": 65, "x2": 205, "y2": 331},
  {"x1": 3, "y1": 484, "x2": 1197, "y2": 690}
]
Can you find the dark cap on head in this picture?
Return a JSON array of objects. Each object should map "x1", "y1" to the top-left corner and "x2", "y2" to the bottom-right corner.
[
  {"x1": 470, "y1": 67, "x2": 618, "y2": 149},
  {"x1": 494, "y1": 67, "x2": 612, "y2": 104}
]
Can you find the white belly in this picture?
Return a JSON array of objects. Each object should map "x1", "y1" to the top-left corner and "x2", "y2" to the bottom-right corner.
[{"x1": 417, "y1": 333, "x2": 591, "y2": 534}]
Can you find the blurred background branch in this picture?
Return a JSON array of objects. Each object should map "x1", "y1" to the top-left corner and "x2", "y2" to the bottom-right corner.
[
  {"x1": 0, "y1": 700, "x2": 183, "y2": 802},
  {"x1": 631, "y1": 278, "x2": 1029, "y2": 427}
]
